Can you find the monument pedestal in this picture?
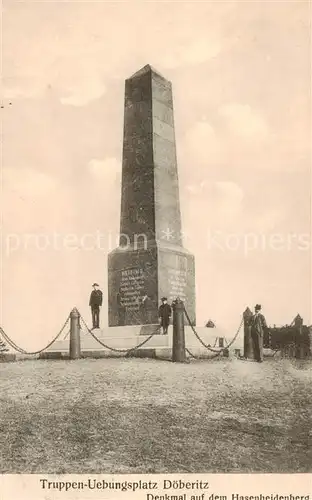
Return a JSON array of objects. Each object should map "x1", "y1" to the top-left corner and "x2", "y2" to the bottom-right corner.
[
  {"x1": 108, "y1": 242, "x2": 195, "y2": 327},
  {"x1": 41, "y1": 325, "x2": 241, "y2": 360}
]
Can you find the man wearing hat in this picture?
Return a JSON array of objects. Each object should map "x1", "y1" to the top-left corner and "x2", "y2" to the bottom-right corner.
[
  {"x1": 89, "y1": 283, "x2": 103, "y2": 329},
  {"x1": 250, "y1": 304, "x2": 268, "y2": 362},
  {"x1": 158, "y1": 297, "x2": 172, "y2": 335}
]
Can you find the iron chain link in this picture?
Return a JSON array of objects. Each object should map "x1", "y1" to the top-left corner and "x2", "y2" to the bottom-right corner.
[
  {"x1": 183, "y1": 306, "x2": 244, "y2": 354},
  {"x1": 79, "y1": 314, "x2": 161, "y2": 354},
  {"x1": 0, "y1": 315, "x2": 71, "y2": 355}
]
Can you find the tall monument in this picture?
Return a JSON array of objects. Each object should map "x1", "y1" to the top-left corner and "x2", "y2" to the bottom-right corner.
[{"x1": 108, "y1": 65, "x2": 196, "y2": 326}]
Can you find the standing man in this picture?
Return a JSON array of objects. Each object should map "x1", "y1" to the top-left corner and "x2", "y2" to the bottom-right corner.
[
  {"x1": 158, "y1": 297, "x2": 172, "y2": 335},
  {"x1": 250, "y1": 304, "x2": 268, "y2": 362},
  {"x1": 89, "y1": 283, "x2": 103, "y2": 329}
]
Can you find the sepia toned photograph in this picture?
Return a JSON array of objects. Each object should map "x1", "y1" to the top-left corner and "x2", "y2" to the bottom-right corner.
[{"x1": 0, "y1": 0, "x2": 311, "y2": 481}]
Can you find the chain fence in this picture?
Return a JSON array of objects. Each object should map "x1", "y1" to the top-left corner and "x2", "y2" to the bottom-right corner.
[
  {"x1": 0, "y1": 311, "x2": 160, "y2": 357},
  {"x1": 0, "y1": 315, "x2": 71, "y2": 355},
  {"x1": 185, "y1": 346, "x2": 224, "y2": 360},
  {"x1": 183, "y1": 306, "x2": 244, "y2": 356},
  {"x1": 79, "y1": 314, "x2": 161, "y2": 354},
  {"x1": 63, "y1": 328, "x2": 71, "y2": 340},
  {"x1": 0, "y1": 303, "x2": 282, "y2": 361}
]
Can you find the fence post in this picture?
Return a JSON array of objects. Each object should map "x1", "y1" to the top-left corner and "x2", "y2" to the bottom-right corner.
[
  {"x1": 243, "y1": 307, "x2": 253, "y2": 359},
  {"x1": 69, "y1": 308, "x2": 81, "y2": 360},
  {"x1": 172, "y1": 298, "x2": 186, "y2": 363},
  {"x1": 308, "y1": 326, "x2": 312, "y2": 359},
  {"x1": 293, "y1": 314, "x2": 304, "y2": 359}
]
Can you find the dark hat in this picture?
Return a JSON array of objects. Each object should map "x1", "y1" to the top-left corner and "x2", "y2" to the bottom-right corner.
[
  {"x1": 255, "y1": 304, "x2": 261, "y2": 310},
  {"x1": 92, "y1": 283, "x2": 99, "y2": 287},
  {"x1": 161, "y1": 297, "x2": 167, "y2": 301}
]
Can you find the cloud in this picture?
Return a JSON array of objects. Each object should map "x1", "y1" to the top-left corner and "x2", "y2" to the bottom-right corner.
[
  {"x1": 182, "y1": 121, "x2": 221, "y2": 167},
  {"x1": 181, "y1": 106, "x2": 271, "y2": 177},
  {"x1": 204, "y1": 181, "x2": 244, "y2": 219},
  {"x1": 2, "y1": 167, "x2": 57, "y2": 198},
  {"x1": 3, "y1": 3, "x2": 231, "y2": 103},
  {"x1": 162, "y1": 35, "x2": 222, "y2": 69},
  {"x1": 1, "y1": 76, "x2": 49, "y2": 100},
  {"x1": 88, "y1": 157, "x2": 121, "y2": 177},
  {"x1": 60, "y1": 79, "x2": 106, "y2": 107},
  {"x1": 254, "y1": 208, "x2": 286, "y2": 232},
  {"x1": 88, "y1": 157, "x2": 122, "y2": 192},
  {"x1": 219, "y1": 103, "x2": 268, "y2": 140},
  {"x1": 182, "y1": 180, "x2": 244, "y2": 233},
  {"x1": 1, "y1": 167, "x2": 74, "y2": 233},
  {"x1": 186, "y1": 180, "x2": 243, "y2": 201},
  {"x1": 214, "y1": 181, "x2": 244, "y2": 204}
]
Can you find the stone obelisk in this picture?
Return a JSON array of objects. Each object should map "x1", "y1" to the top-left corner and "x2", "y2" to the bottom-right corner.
[{"x1": 108, "y1": 65, "x2": 196, "y2": 326}]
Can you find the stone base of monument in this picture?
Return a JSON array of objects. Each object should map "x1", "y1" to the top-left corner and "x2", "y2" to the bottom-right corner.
[{"x1": 40, "y1": 325, "x2": 243, "y2": 360}]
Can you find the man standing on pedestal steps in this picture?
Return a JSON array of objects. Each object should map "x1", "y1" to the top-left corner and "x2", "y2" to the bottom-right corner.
[
  {"x1": 250, "y1": 304, "x2": 268, "y2": 362},
  {"x1": 158, "y1": 297, "x2": 172, "y2": 335},
  {"x1": 89, "y1": 283, "x2": 103, "y2": 329}
]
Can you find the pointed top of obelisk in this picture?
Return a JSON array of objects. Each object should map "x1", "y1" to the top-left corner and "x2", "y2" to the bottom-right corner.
[{"x1": 129, "y1": 64, "x2": 167, "y2": 81}]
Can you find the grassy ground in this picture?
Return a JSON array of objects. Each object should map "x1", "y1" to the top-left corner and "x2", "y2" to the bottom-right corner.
[{"x1": 0, "y1": 357, "x2": 311, "y2": 473}]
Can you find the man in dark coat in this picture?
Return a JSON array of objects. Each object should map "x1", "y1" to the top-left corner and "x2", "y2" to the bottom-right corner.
[
  {"x1": 89, "y1": 283, "x2": 103, "y2": 329},
  {"x1": 158, "y1": 297, "x2": 172, "y2": 334},
  {"x1": 250, "y1": 304, "x2": 268, "y2": 362}
]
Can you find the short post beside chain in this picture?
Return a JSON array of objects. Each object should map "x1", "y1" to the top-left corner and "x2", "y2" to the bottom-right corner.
[
  {"x1": 243, "y1": 307, "x2": 253, "y2": 359},
  {"x1": 172, "y1": 298, "x2": 186, "y2": 363},
  {"x1": 69, "y1": 308, "x2": 81, "y2": 360},
  {"x1": 308, "y1": 326, "x2": 312, "y2": 359},
  {"x1": 293, "y1": 314, "x2": 305, "y2": 359}
]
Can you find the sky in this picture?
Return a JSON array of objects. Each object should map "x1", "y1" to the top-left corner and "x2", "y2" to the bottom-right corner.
[{"x1": 1, "y1": 0, "x2": 311, "y2": 348}]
